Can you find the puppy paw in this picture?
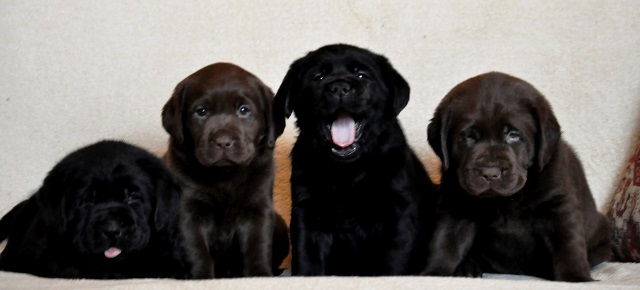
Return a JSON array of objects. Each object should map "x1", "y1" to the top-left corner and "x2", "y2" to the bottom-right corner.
[
  {"x1": 556, "y1": 273, "x2": 595, "y2": 282},
  {"x1": 453, "y1": 259, "x2": 483, "y2": 278}
]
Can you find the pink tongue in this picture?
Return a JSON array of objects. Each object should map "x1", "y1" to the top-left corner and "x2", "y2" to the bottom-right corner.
[
  {"x1": 104, "y1": 247, "x2": 122, "y2": 259},
  {"x1": 331, "y1": 113, "x2": 356, "y2": 148}
]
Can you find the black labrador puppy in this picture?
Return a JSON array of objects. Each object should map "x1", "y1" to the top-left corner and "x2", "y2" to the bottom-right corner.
[
  {"x1": 0, "y1": 140, "x2": 185, "y2": 279},
  {"x1": 422, "y1": 72, "x2": 611, "y2": 281},
  {"x1": 273, "y1": 44, "x2": 439, "y2": 276},
  {"x1": 162, "y1": 62, "x2": 290, "y2": 278}
]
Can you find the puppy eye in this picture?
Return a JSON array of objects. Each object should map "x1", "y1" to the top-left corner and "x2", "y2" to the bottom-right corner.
[
  {"x1": 237, "y1": 105, "x2": 251, "y2": 117},
  {"x1": 194, "y1": 107, "x2": 208, "y2": 117},
  {"x1": 459, "y1": 130, "x2": 478, "y2": 145},
  {"x1": 505, "y1": 130, "x2": 522, "y2": 144},
  {"x1": 354, "y1": 67, "x2": 368, "y2": 79},
  {"x1": 80, "y1": 190, "x2": 97, "y2": 205},
  {"x1": 124, "y1": 188, "x2": 142, "y2": 204},
  {"x1": 459, "y1": 135, "x2": 476, "y2": 145},
  {"x1": 312, "y1": 73, "x2": 324, "y2": 81},
  {"x1": 465, "y1": 136, "x2": 477, "y2": 144}
]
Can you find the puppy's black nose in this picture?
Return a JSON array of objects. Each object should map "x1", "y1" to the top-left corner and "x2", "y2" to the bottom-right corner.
[
  {"x1": 328, "y1": 82, "x2": 352, "y2": 97},
  {"x1": 480, "y1": 167, "x2": 501, "y2": 181},
  {"x1": 103, "y1": 223, "x2": 123, "y2": 239}
]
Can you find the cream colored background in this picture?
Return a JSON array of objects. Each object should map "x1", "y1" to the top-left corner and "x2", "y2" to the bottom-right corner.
[
  {"x1": 1, "y1": 1, "x2": 639, "y2": 223},
  {"x1": 2, "y1": 1, "x2": 640, "y2": 288}
]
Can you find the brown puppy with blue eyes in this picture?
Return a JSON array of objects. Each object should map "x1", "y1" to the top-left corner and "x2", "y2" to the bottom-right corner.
[
  {"x1": 422, "y1": 72, "x2": 611, "y2": 281},
  {"x1": 162, "y1": 63, "x2": 289, "y2": 278}
]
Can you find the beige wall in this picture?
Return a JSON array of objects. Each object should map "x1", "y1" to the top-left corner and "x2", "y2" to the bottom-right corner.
[{"x1": 1, "y1": 1, "x2": 639, "y2": 219}]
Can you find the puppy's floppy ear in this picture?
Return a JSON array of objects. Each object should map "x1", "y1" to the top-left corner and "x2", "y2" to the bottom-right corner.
[
  {"x1": 137, "y1": 157, "x2": 181, "y2": 231},
  {"x1": 252, "y1": 77, "x2": 276, "y2": 149},
  {"x1": 35, "y1": 167, "x2": 70, "y2": 234},
  {"x1": 162, "y1": 80, "x2": 189, "y2": 145},
  {"x1": 377, "y1": 56, "x2": 410, "y2": 116},
  {"x1": 153, "y1": 172, "x2": 181, "y2": 232},
  {"x1": 532, "y1": 96, "x2": 561, "y2": 171},
  {"x1": 427, "y1": 106, "x2": 451, "y2": 171},
  {"x1": 273, "y1": 62, "x2": 300, "y2": 138},
  {"x1": 258, "y1": 82, "x2": 276, "y2": 149}
]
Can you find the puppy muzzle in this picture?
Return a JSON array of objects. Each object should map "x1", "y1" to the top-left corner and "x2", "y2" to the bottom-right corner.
[
  {"x1": 196, "y1": 127, "x2": 255, "y2": 167},
  {"x1": 458, "y1": 160, "x2": 527, "y2": 198}
]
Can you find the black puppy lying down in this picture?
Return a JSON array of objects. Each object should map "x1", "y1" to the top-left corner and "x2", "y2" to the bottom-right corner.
[
  {"x1": 423, "y1": 72, "x2": 611, "y2": 281},
  {"x1": 0, "y1": 140, "x2": 185, "y2": 279}
]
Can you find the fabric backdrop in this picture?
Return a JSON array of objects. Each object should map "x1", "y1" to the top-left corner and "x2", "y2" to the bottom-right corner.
[{"x1": 1, "y1": 0, "x2": 639, "y2": 232}]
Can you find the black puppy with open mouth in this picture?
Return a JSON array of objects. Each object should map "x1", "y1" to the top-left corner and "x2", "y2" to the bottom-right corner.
[{"x1": 273, "y1": 44, "x2": 439, "y2": 276}]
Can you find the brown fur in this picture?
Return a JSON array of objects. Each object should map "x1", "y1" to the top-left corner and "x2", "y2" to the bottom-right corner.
[
  {"x1": 162, "y1": 63, "x2": 289, "y2": 278},
  {"x1": 422, "y1": 72, "x2": 612, "y2": 281}
]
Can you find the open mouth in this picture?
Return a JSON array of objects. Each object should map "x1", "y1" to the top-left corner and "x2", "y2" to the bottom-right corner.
[{"x1": 325, "y1": 111, "x2": 364, "y2": 159}]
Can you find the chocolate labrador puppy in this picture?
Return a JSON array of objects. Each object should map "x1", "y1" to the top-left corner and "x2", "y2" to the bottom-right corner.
[
  {"x1": 162, "y1": 62, "x2": 289, "y2": 278},
  {"x1": 0, "y1": 140, "x2": 185, "y2": 279},
  {"x1": 422, "y1": 72, "x2": 611, "y2": 281},
  {"x1": 273, "y1": 44, "x2": 439, "y2": 276}
]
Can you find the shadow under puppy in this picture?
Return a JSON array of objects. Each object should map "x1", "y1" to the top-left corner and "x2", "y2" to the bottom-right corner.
[
  {"x1": 273, "y1": 44, "x2": 439, "y2": 276},
  {"x1": 423, "y1": 72, "x2": 611, "y2": 281},
  {"x1": 0, "y1": 140, "x2": 185, "y2": 279},
  {"x1": 162, "y1": 62, "x2": 290, "y2": 278}
]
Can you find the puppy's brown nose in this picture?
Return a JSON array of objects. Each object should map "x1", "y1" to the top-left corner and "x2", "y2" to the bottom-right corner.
[
  {"x1": 480, "y1": 167, "x2": 501, "y2": 181},
  {"x1": 214, "y1": 135, "x2": 234, "y2": 149}
]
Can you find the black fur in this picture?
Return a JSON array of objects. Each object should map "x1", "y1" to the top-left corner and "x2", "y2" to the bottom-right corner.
[
  {"x1": 273, "y1": 44, "x2": 439, "y2": 276},
  {"x1": 0, "y1": 140, "x2": 185, "y2": 279}
]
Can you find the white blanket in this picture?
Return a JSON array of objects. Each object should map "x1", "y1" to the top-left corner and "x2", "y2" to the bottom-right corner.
[{"x1": 1, "y1": 263, "x2": 639, "y2": 290}]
